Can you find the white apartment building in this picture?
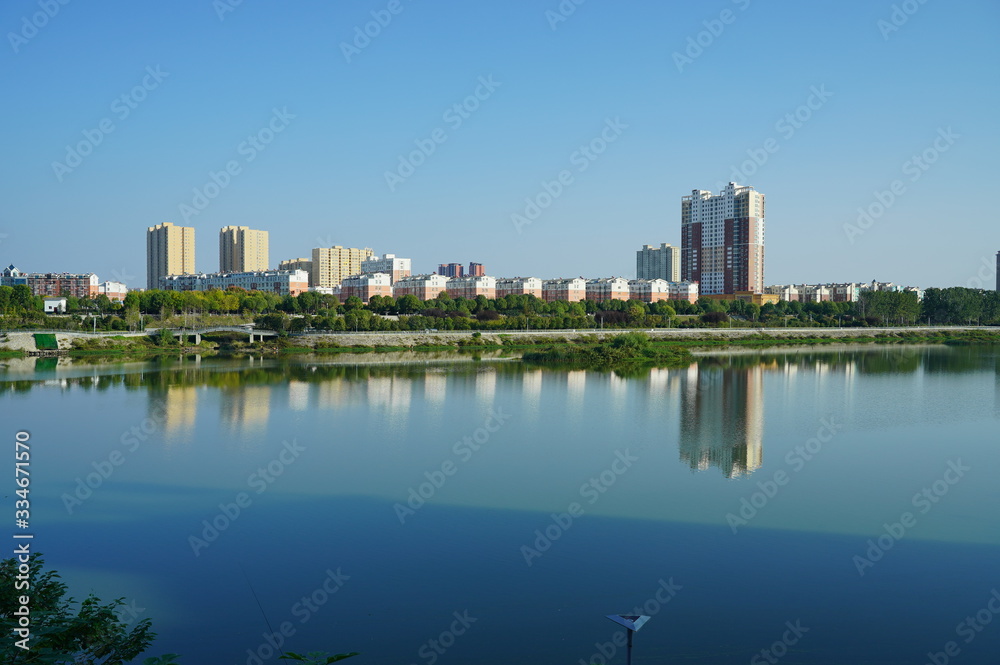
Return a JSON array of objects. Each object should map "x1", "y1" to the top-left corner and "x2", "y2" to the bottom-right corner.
[{"x1": 361, "y1": 254, "x2": 412, "y2": 284}]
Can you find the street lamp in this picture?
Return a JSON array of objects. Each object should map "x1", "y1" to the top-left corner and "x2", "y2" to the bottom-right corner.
[{"x1": 606, "y1": 614, "x2": 651, "y2": 665}]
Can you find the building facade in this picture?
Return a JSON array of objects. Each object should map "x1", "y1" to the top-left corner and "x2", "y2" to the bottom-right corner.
[
  {"x1": 495, "y1": 277, "x2": 543, "y2": 299},
  {"x1": 311, "y1": 246, "x2": 374, "y2": 288},
  {"x1": 341, "y1": 272, "x2": 393, "y2": 302},
  {"x1": 628, "y1": 279, "x2": 671, "y2": 303},
  {"x1": 468, "y1": 262, "x2": 485, "y2": 277},
  {"x1": 636, "y1": 243, "x2": 680, "y2": 282},
  {"x1": 667, "y1": 281, "x2": 700, "y2": 304},
  {"x1": 586, "y1": 277, "x2": 630, "y2": 302},
  {"x1": 98, "y1": 281, "x2": 128, "y2": 302},
  {"x1": 361, "y1": 254, "x2": 412, "y2": 284},
  {"x1": 541, "y1": 278, "x2": 587, "y2": 302},
  {"x1": 278, "y1": 259, "x2": 314, "y2": 285},
  {"x1": 219, "y1": 226, "x2": 269, "y2": 273},
  {"x1": 159, "y1": 269, "x2": 309, "y2": 296},
  {"x1": 446, "y1": 275, "x2": 496, "y2": 300},
  {"x1": 681, "y1": 182, "x2": 765, "y2": 295},
  {"x1": 147, "y1": 222, "x2": 195, "y2": 290},
  {"x1": 438, "y1": 263, "x2": 464, "y2": 278},
  {"x1": 393, "y1": 274, "x2": 449, "y2": 301},
  {"x1": 1, "y1": 268, "x2": 99, "y2": 298}
]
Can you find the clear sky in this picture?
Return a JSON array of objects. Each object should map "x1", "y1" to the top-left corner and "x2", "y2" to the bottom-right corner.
[{"x1": 2, "y1": 0, "x2": 998, "y2": 290}]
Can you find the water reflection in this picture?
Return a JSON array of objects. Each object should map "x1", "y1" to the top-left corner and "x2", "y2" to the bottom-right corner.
[
  {"x1": 679, "y1": 363, "x2": 763, "y2": 478},
  {"x1": 3, "y1": 345, "x2": 998, "y2": 481}
]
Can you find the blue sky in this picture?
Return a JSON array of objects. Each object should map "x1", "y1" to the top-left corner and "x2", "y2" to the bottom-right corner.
[{"x1": 2, "y1": 0, "x2": 997, "y2": 289}]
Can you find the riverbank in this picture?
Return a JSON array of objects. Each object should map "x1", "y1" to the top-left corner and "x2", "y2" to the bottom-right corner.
[{"x1": 1, "y1": 326, "x2": 997, "y2": 361}]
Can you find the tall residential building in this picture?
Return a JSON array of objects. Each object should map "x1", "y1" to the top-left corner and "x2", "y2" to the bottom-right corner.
[
  {"x1": 147, "y1": 222, "x2": 195, "y2": 290},
  {"x1": 361, "y1": 254, "x2": 412, "y2": 284},
  {"x1": 438, "y1": 263, "x2": 464, "y2": 278},
  {"x1": 681, "y1": 182, "x2": 765, "y2": 295},
  {"x1": 219, "y1": 226, "x2": 269, "y2": 273},
  {"x1": 636, "y1": 243, "x2": 680, "y2": 282},
  {"x1": 311, "y1": 245, "x2": 374, "y2": 288},
  {"x1": 468, "y1": 262, "x2": 485, "y2": 277}
]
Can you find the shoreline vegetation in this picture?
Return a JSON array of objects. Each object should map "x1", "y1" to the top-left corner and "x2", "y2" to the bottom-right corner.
[{"x1": 1, "y1": 328, "x2": 998, "y2": 367}]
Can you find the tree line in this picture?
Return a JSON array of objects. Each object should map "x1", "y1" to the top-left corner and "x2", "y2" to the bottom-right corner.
[{"x1": 1, "y1": 284, "x2": 998, "y2": 332}]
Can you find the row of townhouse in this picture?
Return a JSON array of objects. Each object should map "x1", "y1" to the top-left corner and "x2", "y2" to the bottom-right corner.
[
  {"x1": 159, "y1": 269, "x2": 310, "y2": 296},
  {"x1": 765, "y1": 281, "x2": 923, "y2": 303},
  {"x1": 2, "y1": 265, "x2": 128, "y2": 301},
  {"x1": 338, "y1": 274, "x2": 700, "y2": 304}
]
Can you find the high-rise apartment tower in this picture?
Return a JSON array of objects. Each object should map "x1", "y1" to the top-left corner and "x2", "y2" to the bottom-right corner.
[
  {"x1": 681, "y1": 182, "x2": 765, "y2": 295},
  {"x1": 220, "y1": 226, "x2": 269, "y2": 273},
  {"x1": 147, "y1": 222, "x2": 195, "y2": 290}
]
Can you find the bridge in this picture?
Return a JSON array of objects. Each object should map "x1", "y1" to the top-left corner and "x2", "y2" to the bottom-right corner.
[{"x1": 151, "y1": 327, "x2": 280, "y2": 344}]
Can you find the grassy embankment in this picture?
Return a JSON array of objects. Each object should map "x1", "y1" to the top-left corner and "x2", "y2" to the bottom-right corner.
[{"x1": 1, "y1": 328, "x2": 998, "y2": 363}]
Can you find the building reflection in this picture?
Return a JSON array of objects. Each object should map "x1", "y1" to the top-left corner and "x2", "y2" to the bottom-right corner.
[
  {"x1": 679, "y1": 363, "x2": 764, "y2": 478},
  {"x1": 163, "y1": 385, "x2": 198, "y2": 437},
  {"x1": 220, "y1": 385, "x2": 270, "y2": 437}
]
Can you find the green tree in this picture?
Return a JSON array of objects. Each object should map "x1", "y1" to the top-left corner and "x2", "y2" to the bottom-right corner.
[
  {"x1": 0, "y1": 555, "x2": 156, "y2": 664},
  {"x1": 396, "y1": 294, "x2": 422, "y2": 315}
]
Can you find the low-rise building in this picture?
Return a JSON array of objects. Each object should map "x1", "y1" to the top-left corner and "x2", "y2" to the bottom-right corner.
[
  {"x1": 1, "y1": 266, "x2": 99, "y2": 298},
  {"x1": 361, "y1": 254, "x2": 411, "y2": 284},
  {"x1": 495, "y1": 277, "x2": 543, "y2": 299},
  {"x1": 43, "y1": 296, "x2": 67, "y2": 313},
  {"x1": 667, "y1": 281, "x2": 700, "y2": 304},
  {"x1": 446, "y1": 275, "x2": 496, "y2": 300},
  {"x1": 159, "y1": 270, "x2": 309, "y2": 296},
  {"x1": 278, "y1": 258, "x2": 314, "y2": 285},
  {"x1": 98, "y1": 281, "x2": 128, "y2": 302},
  {"x1": 542, "y1": 278, "x2": 587, "y2": 302},
  {"x1": 341, "y1": 272, "x2": 393, "y2": 302},
  {"x1": 393, "y1": 274, "x2": 449, "y2": 301},
  {"x1": 628, "y1": 279, "x2": 671, "y2": 303},
  {"x1": 586, "y1": 277, "x2": 630, "y2": 302}
]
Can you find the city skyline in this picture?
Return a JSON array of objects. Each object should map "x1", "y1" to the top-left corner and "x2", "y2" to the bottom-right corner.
[{"x1": 2, "y1": 1, "x2": 997, "y2": 290}]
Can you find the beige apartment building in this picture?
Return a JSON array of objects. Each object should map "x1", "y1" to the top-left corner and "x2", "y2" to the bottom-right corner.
[
  {"x1": 220, "y1": 226, "x2": 269, "y2": 273},
  {"x1": 147, "y1": 222, "x2": 195, "y2": 290},
  {"x1": 311, "y1": 245, "x2": 374, "y2": 288}
]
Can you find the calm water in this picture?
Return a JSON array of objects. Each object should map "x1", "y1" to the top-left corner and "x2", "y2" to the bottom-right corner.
[{"x1": 2, "y1": 346, "x2": 999, "y2": 664}]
